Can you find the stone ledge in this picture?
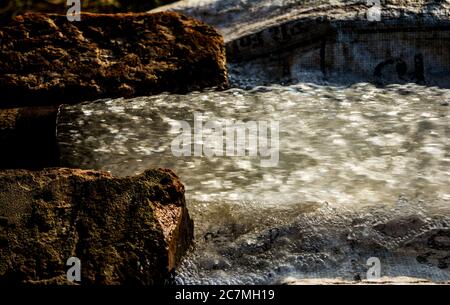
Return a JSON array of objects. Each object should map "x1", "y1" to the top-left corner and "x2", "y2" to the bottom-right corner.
[{"x1": 0, "y1": 11, "x2": 228, "y2": 108}]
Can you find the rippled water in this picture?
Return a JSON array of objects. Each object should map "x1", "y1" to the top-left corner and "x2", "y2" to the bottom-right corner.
[{"x1": 58, "y1": 82, "x2": 450, "y2": 283}]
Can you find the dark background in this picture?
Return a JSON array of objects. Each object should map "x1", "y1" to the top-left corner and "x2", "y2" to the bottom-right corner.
[{"x1": 0, "y1": 0, "x2": 178, "y2": 23}]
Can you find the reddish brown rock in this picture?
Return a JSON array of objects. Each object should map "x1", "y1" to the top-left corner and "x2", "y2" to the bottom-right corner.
[
  {"x1": 0, "y1": 12, "x2": 228, "y2": 108},
  {"x1": 0, "y1": 168, "x2": 193, "y2": 284}
]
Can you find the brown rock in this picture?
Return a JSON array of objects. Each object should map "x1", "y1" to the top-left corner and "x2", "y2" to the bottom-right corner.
[
  {"x1": 0, "y1": 168, "x2": 194, "y2": 284},
  {"x1": 0, "y1": 12, "x2": 228, "y2": 108}
]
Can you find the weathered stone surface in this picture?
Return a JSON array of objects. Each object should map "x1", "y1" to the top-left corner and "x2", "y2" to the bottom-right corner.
[
  {"x1": 403, "y1": 229, "x2": 450, "y2": 270},
  {"x1": 374, "y1": 215, "x2": 426, "y2": 237},
  {"x1": 154, "y1": 1, "x2": 450, "y2": 41},
  {"x1": 0, "y1": 168, "x2": 193, "y2": 284},
  {"x1": 0, "y1": 12, "x2": 228, "y2": 108},
  {"x1": 153, "y1": 0, "x2": 450, "y2": 87}
]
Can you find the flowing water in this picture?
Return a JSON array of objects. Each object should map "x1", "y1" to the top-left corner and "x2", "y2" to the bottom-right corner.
[{"x1": 57, "y1": 82, "x2": 450, "y2": 284}]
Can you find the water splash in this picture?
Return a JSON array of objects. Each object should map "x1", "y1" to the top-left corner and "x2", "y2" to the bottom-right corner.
[{"x1": 57, "y1": 82, "x2": 450, "y2": 283}]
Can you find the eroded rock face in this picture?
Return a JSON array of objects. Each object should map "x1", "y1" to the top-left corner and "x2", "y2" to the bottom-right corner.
[
  {"x1": 0, "y1": 168, "x2": 193, "y2": 284},
  {"x1": 403, "y1": 229, "x2": 450, "y2": 270},
  {"x1": 373, "y1": 215, "x2": 427, "y2": 237},
  {"x1": 153, "y1": 0, "x2": 450, "y2": 87},
  {"x1": 0, "y1": 12, "x2": 228, "y2": 108},
  {"x1": 154, "y1": 1, "x2": 450, "y2": 42}
]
